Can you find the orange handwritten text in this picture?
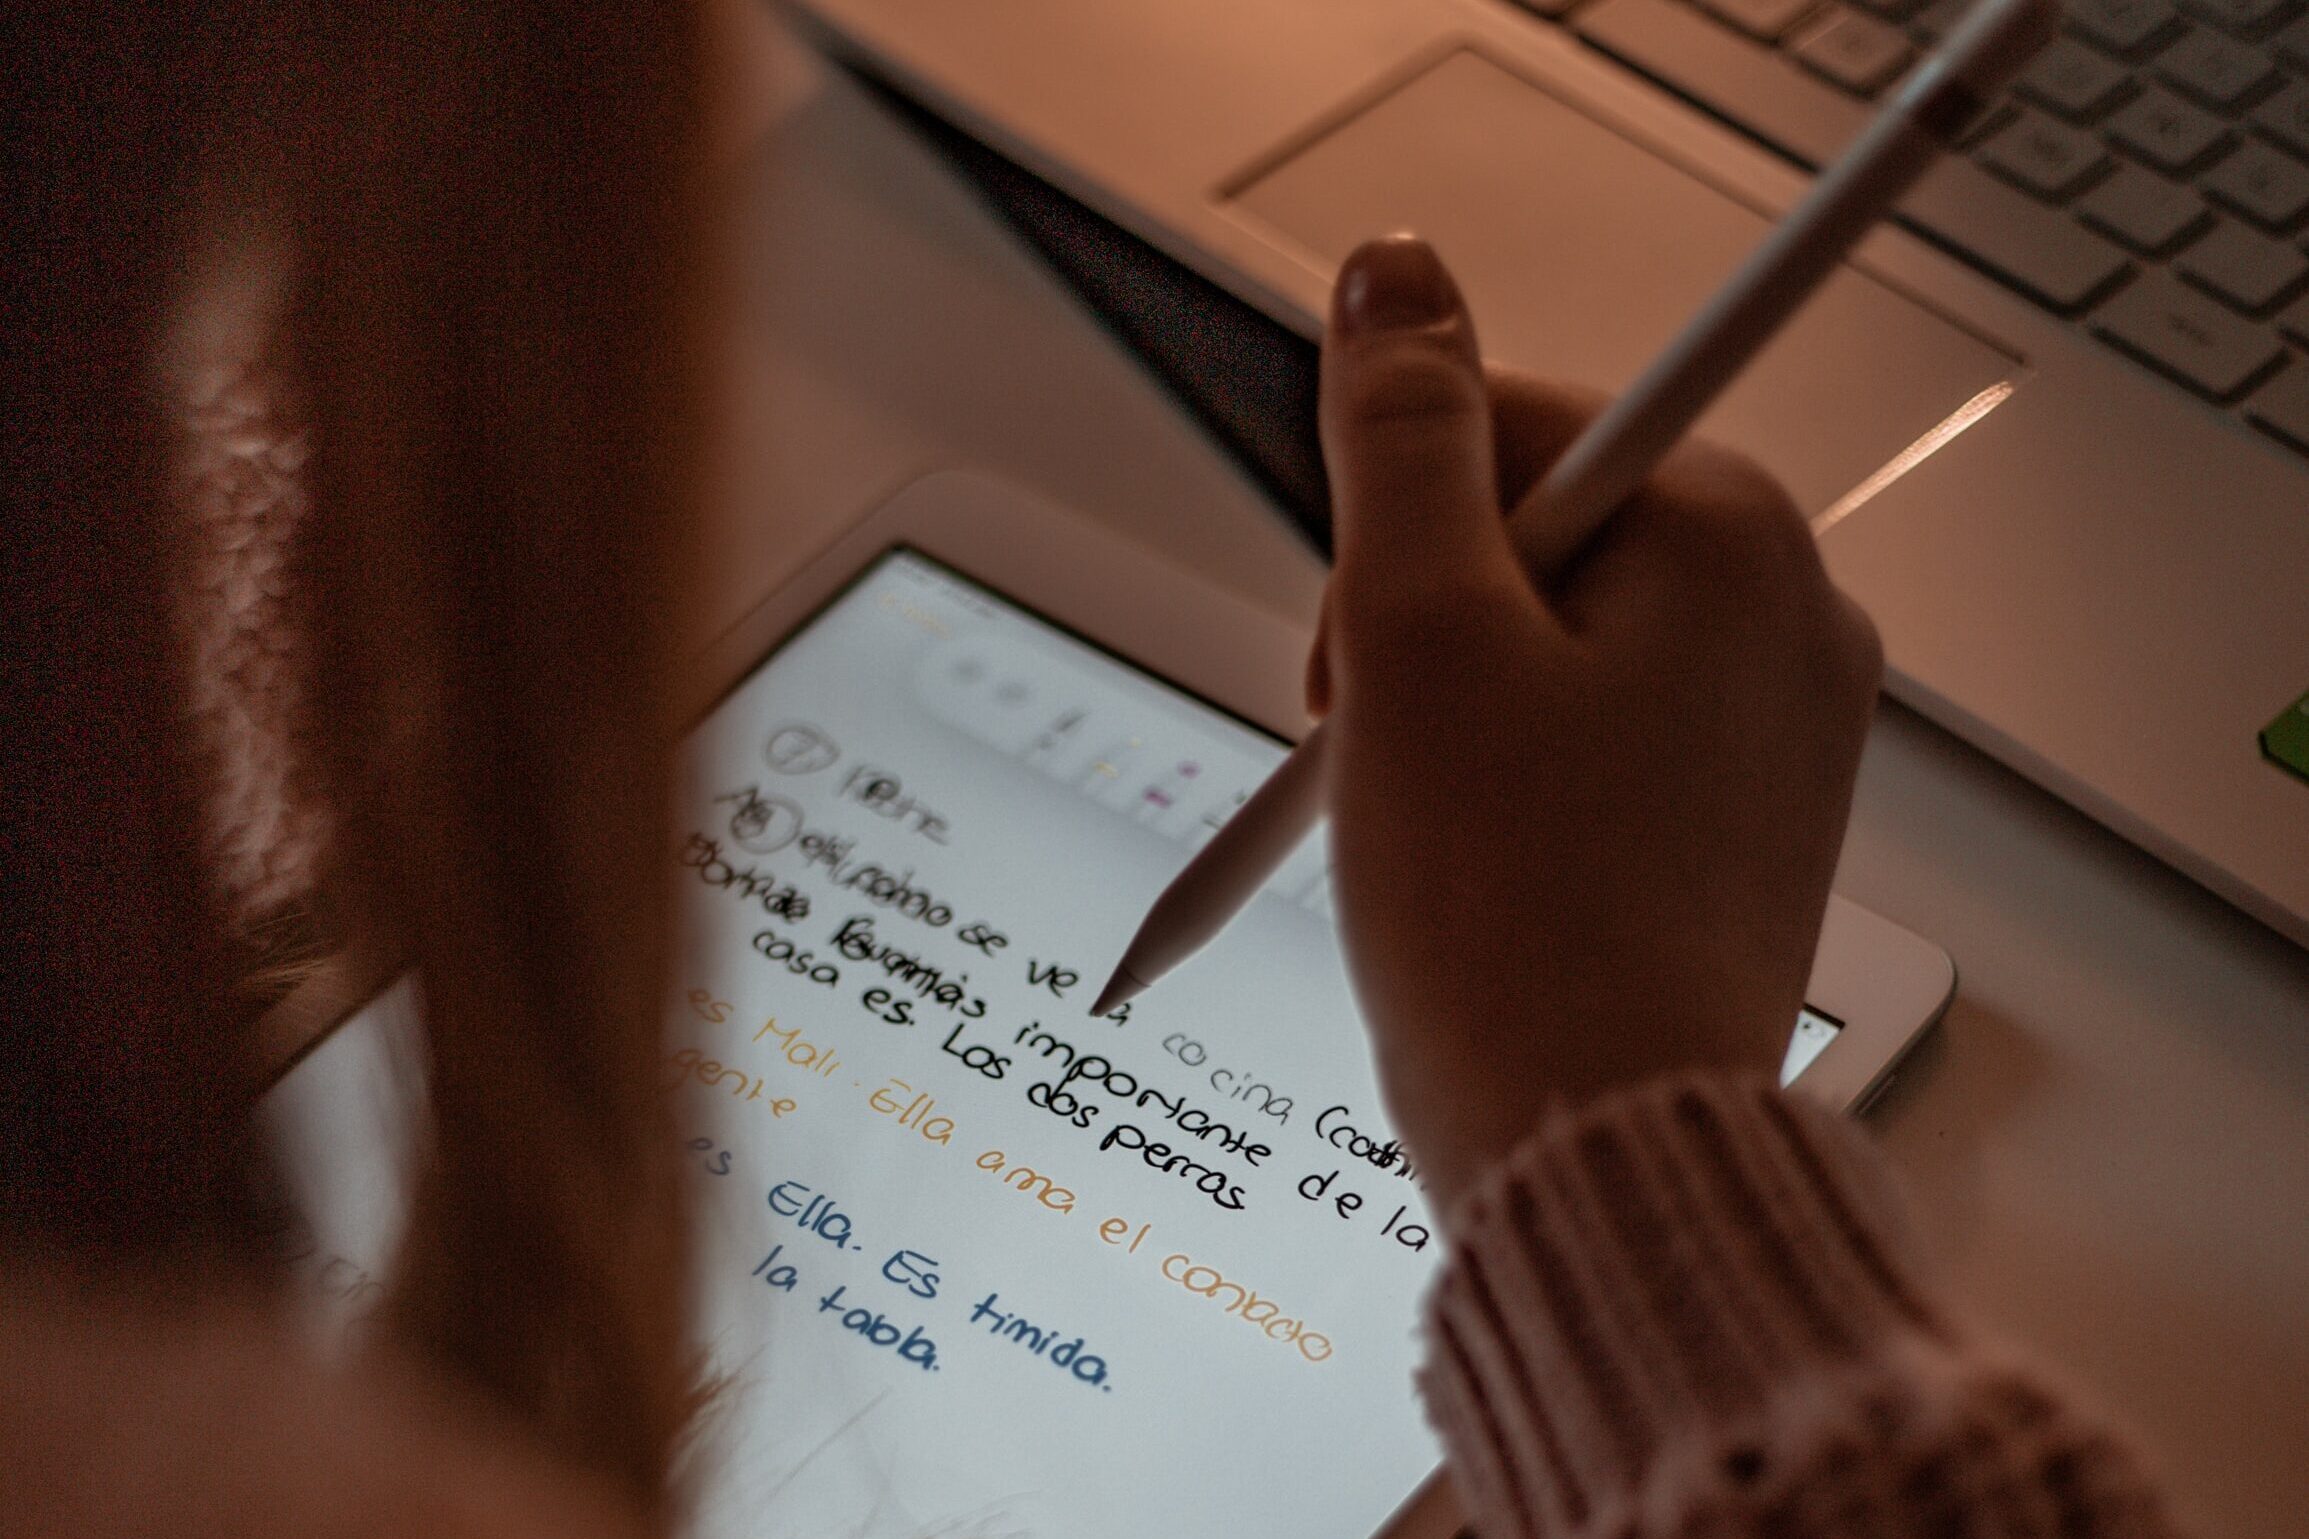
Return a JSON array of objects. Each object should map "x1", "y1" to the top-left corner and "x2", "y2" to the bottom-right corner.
[
  {"x1": 867, "y1": 1078, "x2": 956, "y2": 1144},
  {"x1": 666, "y1": 1047, "x2": 798, "y2": 1117},
  {"x1": 1154, "y1": 1250, "x2": 1331, "y2": 1363},
  {"x1": 754, "y1": 1017, "x2": 842, "y2": 1078},
  {"x1": 973, "y1": 1149, "x2": 1076, "y2": 1213}
]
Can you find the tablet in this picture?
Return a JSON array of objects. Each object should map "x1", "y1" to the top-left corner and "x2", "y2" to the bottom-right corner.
[{"x1": 269, "y1": 470, "x2": 1954, "y2": 1539}]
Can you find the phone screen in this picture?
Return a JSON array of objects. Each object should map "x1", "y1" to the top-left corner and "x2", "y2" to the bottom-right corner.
[{"x1": 661, "y1": 547, "x2": 1841, "y2": 1539}]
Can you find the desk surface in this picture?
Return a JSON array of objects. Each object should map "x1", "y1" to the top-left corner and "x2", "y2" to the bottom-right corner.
[{"x1": 713, "y1": 36, "x2": 2309, "y2": 1538}]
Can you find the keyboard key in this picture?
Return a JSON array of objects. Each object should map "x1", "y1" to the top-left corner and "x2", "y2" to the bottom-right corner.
[
  {"x1": 2067, "y1": 0, "x2": 2185, "y2": 54},
  {"x1": 2093, "y1": 270, "x2": 2286, "y2": 394},
  {"x1": 2178, "y1": 217, "x2": 2309, "y2": 305},
  {"x1": 1976, "y1": 108, "x2": 2112, "y2": 196},
  {"x1": 2077, "y1": 162, "x2": 2215, "y2": 248},
  {"x1": 2279, "y1": 291, "x2": 2309, "y2": 342},
  {"x1": 1792, "y1": 6, "x2": 1915, "y2": 93},
  {"x1": 2016, "y1": 37, "x2": 2137, "y2": 120},
  {"x1": 1577, "y1": 0, "x2": 1867, "y2": 165},
  {"x1": 1699, "y1": 0, "x2": 1822, "y2": 41},
  {"x1": 2251, "y1": 77, "x2": 2309, "y2": 157},
  {"x1": 2246, "y1": 360, "x2": 2309, "y2": 448},
  {"x1": 2178, "y1": 0, "x2": 2295, "y2": 33},
  {"x1": 1902, "y1": 159, "x2": 2136, "y2": 307},
  {"x1": 2276, "y1": 13, "x2": 2309, "y2": 66},
  {"x1": 2153, "y1": 27, "x2": 2282, "y2": 107},
  {"x1": 1906, "y1": 0, "x2": 1975, "y2": 38},
  {"x1": 2108, "y1": 87, "x2": 2234, "y2": 171},
  {"x1": 2203, "y1": 139, "x2": 2309, "y2": 225}
]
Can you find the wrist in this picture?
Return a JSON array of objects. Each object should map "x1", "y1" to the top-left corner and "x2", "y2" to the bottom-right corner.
[{"x1": 1372, "y1": 990, "x2": 1794, "y2": 1216}]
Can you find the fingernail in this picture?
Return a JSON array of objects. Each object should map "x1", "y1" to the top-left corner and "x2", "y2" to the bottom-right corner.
[{"x1": 1334, "y1": 234, "x2": 1457, "y2": 333}]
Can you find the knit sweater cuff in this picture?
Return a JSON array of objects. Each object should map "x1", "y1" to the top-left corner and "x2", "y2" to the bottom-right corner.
[{"x1": 1418, "y1": 1075, "x2": 1947, "y2": 1533}]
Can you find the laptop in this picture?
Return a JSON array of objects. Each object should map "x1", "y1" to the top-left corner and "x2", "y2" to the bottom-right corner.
[{"x1": 786, "y1": 0, "x2": 2309, "y2": 947}]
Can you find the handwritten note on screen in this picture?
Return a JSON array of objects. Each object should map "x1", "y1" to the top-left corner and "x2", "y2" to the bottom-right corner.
[
  {"x1": 675, "y1": 550, "x2": 1439, "y2": 1539},
  {"x1": 671, "y1": 549, "x2": 1839, "y2": 1539}
]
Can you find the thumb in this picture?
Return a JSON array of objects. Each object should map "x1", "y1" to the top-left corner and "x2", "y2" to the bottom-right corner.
[{"x1": 1319, "y1": 236, "x2": 1517, "y2": 599}]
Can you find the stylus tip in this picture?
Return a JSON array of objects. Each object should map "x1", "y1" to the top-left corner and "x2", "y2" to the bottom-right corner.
[{"x1": 1089, "y1": 964, "x2": 1148, "y2": 1018}]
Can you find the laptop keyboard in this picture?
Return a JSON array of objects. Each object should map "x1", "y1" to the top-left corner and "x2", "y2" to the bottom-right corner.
[{"x1": 1502, "y1": 0, "x2": 2309, "y2": 457}]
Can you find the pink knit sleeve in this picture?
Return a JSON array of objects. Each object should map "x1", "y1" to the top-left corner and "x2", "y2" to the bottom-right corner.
[{"x1": 1419, "y1": 1077, "x2": 2181, "y2": 1539}]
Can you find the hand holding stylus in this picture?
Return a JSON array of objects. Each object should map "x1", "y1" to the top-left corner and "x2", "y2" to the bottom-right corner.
[
  {"x1": 1305, "y1": 245, "x2": 1881, "y2": 1200},
  {"x1": 1088, "y1": 0, "x2": 2058, "y2": 1034}
]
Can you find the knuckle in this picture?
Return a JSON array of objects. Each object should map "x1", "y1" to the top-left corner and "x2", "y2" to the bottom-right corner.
[
  {"x1": 1663, "y1": 437, "x2": 1798, "y2": 514},
  {"x1": 1700, "y1": 441, "x2": 1800, "y2": 518},
  {"x1": 1652, "y1": 449, "x2": 1815, "y2": 591},
  {"x1": 1835, "y1": 594, "x2": 1886, "y2": 693},
  {"x1": 1332, "y1": 347, "x2": 1487, "y2": 434},
  {"x1": 1485, "y1": 364, "x2": 1610, "y2": 422},
  {"x1": 1333, "y1": 564, "x2": 1512, "y2": 660}
]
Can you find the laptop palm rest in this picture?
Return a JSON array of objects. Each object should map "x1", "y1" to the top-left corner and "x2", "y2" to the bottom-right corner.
[{"x1": 1226, "y1": 47, "x2": 2017, "y2": 516}]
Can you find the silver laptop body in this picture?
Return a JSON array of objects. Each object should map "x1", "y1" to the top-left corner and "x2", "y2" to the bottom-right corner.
[{"x1": 790, "y1": 0, "x2": 2309, "y2": 945}]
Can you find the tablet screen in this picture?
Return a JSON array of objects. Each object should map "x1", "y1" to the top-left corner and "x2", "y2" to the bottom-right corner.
[{"x1": 673, "y1": 547, "x2": 1837, "y2": 1539}]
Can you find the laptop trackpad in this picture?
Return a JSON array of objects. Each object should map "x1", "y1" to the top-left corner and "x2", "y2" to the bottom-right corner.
[{"x1": 1226, "y1": 48, "x2": 2016, "y2": 516}]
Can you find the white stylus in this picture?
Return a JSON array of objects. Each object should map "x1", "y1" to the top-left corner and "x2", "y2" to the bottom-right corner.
[{"x1": 1089, "y1": 0, "x2": 2060, "y2": 1017}]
